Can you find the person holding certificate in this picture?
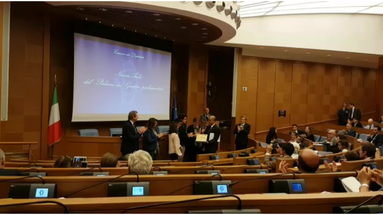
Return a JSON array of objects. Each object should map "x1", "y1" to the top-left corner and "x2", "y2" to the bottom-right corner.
[
  {"x1": 185, "y1": 117, "x2": 201, "y2": 162},
  {"x1": 203, "y1": 115, "x2": 221, "y2": 153}
]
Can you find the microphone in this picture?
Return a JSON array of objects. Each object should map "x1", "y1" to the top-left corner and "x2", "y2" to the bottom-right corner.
[
  {"x1": 121, "y1": 194, "x2": 242, "y2": 213},
  {"x1": 344, "y1": 194, "x2": 383, "y2": 213},
  {"x1": 64, "y1": 171, "x2": 138, "y2": 198},
  {"x1": 169, "y1": 164, "x2": 214, "y2": 174},
  {"x1": 0, "y1": 175, "x2": 45, "y2": 184},
  {"x1": 66, "y1": 167, "x2": 102, "y2": 176},
  {"x1": 229, "y1": 172, "x2": 300, "y2": 187},
  {"x1": 0, "y1": 200, "x2": 69, "y2": 213}
]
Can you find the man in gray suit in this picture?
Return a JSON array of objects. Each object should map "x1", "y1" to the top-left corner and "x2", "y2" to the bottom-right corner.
[
  {"x1": 320, "y1": 129, "x2": 339, "y2": 153},
  {"x1": 200, "y1": 107, "x2": 210, "y2": 122}
]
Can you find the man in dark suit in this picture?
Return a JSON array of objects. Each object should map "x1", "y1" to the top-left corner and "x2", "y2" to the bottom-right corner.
[
  {"x1": 120, "y1": 110, "x2": 148, "y2": 156},
  {"x1": 368, "y1": 126, "x2": 383, "y2": 147},
  {"x1": 348, "y1": 103, "x2": 361, "y2": 121},
  {"x1": 203, "y1": 115, "x2": 221, "y2": 153},
  {"x1": 200, "y1": 108, "x2": 210, "y2": 123},
  {"x1": 337, "y1": 103, "x2": 349, "y2": 126},
  {"x1": 177, "y1": 115, "x2": 188, "y2": 147},
  {"x1": 344, "y1": 123, "x2": 356, "y2": 137},
  {"x1": 353, "y1": 118, "x2": 363, "y2": 128},
  {"x1": 233, "y1": 116, "x2": 251, "y2": 150},
  {"x1": 292, "y1": 124, "x2": 305, "y2": 135}
]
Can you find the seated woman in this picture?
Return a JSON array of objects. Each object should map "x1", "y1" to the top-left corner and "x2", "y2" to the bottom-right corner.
[
  {"x1": 54, "y1": 155, "x2": 73, "y2": 168},
  {"x1": 266, "y1": 127, "x2": 277, "y2": 144},
  {"x1": 168, "y1": 122, "x2": 183, "y2": 161},
  {"x1": 100, "y1": 152, "x2": 120, "y2": 167},
  {"x1": 333, "y1": 139, "x2": 351, "y2": 162},
  {"x1": 128, "y1": 150, "x2": 153, "y2": 175},
  {"x1": 304, "y1": 126, "x2": 315, "y2": 142}
]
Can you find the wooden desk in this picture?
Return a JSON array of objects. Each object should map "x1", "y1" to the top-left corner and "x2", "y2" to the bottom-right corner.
[
  {"x1": 0, "y1": 192, "x2": 380, "y2": 213},
  {"x1": 196, "y1": 147, "x2": 256, "y2": 161},
  {"x1": 0, "y1": 142, "x2": 38, "y2": 160}
]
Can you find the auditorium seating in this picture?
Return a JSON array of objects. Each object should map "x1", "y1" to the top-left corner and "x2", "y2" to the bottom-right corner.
[
  {"x1": 196, "y1": 147, "x2": 257, "y2": 161},
  {"x1": 78, "y1": 129, "x2": 99, "y2": 137},
  {"x1": 109, "y1": 128, "x2": 122, "y2": 137},
  {"x1": 359, "y1": 133, "x2": 369, "y2": 141}
]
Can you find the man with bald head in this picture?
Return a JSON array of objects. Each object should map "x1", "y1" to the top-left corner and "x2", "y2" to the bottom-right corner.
[
  {"x1": 203, "y1": 115, "x2": 221, "y2": 153},
  {"x1": 364, "y1": 118, "x2": 375, "y2": 130},
  {"x1": 320, "y1": 129, "x2": 339, "y2": 153},
  {"x1": 344, "y1": 123, "x2": 356, "y2": 137},
  {"x1": 298, "y1": 149, "x2": 320, "y2": 173}
]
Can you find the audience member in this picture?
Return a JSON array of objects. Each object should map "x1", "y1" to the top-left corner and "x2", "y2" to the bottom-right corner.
[
  {"x1": 266, "y1": 127, "x2": 278, "y2": 144},
  {"x1": 348, "y1": 103, "x2": 361, "y2": 121},
  {"x1": 338, "y1": 139, "x2": 350, "y2": 153},
  {"x1": 233, "y1": 116, "x2": 251, "y2": 150},
  {"x1": 320, "y1": 129, "x2": 339, "y2": 153},
  {"x1": 200, "y1": 107, "x2": 210, "y2": 122},
  {"x1": 203, "y1": 115, "x2": 221, "y2": 153},
  {"x1": 337, "y1": 103, "x2": 349, "y2": 126},
  {"x1": 353, "y1": 118, "x2": 363, "y2": 128},
  {"x1": 121, "y1": 110, "x2": 148, "y2": 156},
  {"x1": 185, "y1": 117, "x2": 200, "y2": 162},
  {"x1": 143, "y1": 118, "x2": 165, "y2": 160},
  {"x1": 304, "y1": 126, "x2": 315, "y2": 142},
  {"x1": 360, "y1": 143, "x2": 376, "y2": 160},
  {"x1": 128, "y1": 150, "x2": 153, "y2": 175},
  {"x1": 297, "y1": 135, "x2": 308, "y2": 149},
  {"x1": 291, "y1": 124, "x2": 305, "y2": 135},
  {"x1": 344, "y1": 151, "x2": 360, "y2": 161},
  {"x1": 343, "y1": 123, "x2": 356, "y2": 137},
  {"x1": 0, "y1": 149, "x2": 5, "y2": 169},
  {"x1": 367, "y1": 126, "x2": 383, "y2": 147},
  {"x1": 54, "y1": 155, "x2": 73, "y2": 168},
  {"x1": 357, "y1": 167, "x2": 373, "y2": 192},
  {"x1": 168, "y1": 122, "x2": 183, "y2": 161},
  {"x1": 279, "y1": 149, "x2": 320, "y2": 173},
  {"x1": 100, "y1": 152, "x2": 120, "y2": 167},
  {"x1": 264, "y1": 142, "x2": 294, "y2": 172},
  {"x1": 364, "y1": 118, "x2": 375, "y2": 129}
]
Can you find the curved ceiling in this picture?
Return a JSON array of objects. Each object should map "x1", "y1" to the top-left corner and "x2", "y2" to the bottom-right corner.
[{"x1": 239, "y1": 0, "x2": 383, "y2": 17}]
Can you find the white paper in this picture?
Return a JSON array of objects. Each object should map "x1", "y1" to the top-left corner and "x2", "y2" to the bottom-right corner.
[
  {"x1": 341, "y1": 177, "x2": 361, "y2": 193},
  {"x1": 209, "y1": 133, "x2": 215, "y2": 141}
]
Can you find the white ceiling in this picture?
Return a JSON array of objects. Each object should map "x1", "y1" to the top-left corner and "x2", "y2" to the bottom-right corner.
[{"x1": 238, "y1": 0, "x2": 383, "y2": 18}]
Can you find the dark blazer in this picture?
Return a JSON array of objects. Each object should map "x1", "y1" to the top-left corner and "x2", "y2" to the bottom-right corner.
[
  {"x1": 338, "y1": 108, "x2": 349, "y2": 125},
  {"x1": 295, "y1": 130, "x2": 305, "y2": 135},
  {"x1": 233, "y1": 123, "x2": 251, "y2": 146},
  {"x1": 200, "y1": 114, "x2": 210, "y2": 122},
  {"x1": 306, "y1": 133, "x2": 315, "y2": 142},
  {"x1": 178, "y1": 124, "x2": 188, "y2": 147},
  {"x1": 345, "y1": 129, "x2": 357, "y2": 137},
  {"x1": 121, "y1": 121, "x2": 141, "y2": 156},
  {"x1": 143, "y1": 129, "x2": 159, "y2": 151},
  {"x1": 204, "y1": 124, "x2": 221, "y2": 153},
  {"x1": 266, "y1": 134, "x2": 277, "y2": 144},
  {"x1": 349, "y1": 108, "x2": 362, "y2": 121},
  {"x1": 368, "y1": 134, "x2": 383, "y2": 147},
  {"x1": 354, "y1": 122, "x2": 363, "y2": 128}
]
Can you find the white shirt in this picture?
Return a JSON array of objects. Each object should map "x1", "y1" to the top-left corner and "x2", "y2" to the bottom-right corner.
[
  {"x1": 168, "y1": 133, "x2": 182, "y2": 156},
  {"x1": 351, "y1": 107, "x2": 355, "y2": 119},
  {"x1": 342, "y1": 149, "x2": 348, "y2": 153},
  {"x1": 364, "y1": 124, "x2": 374, "y2": 130}
]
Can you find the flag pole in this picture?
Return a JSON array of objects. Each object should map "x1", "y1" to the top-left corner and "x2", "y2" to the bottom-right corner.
[{"x1": 50, "y1": 75, "x2": 57, "y2": 160}]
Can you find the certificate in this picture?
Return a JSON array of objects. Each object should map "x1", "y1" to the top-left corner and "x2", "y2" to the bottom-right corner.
[{"x1": 196, "y1": 134, "x2": 208, "y2": 142}]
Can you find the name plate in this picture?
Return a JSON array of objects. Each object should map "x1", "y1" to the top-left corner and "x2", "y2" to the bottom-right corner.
[{"x1": 196, "y1": 134, "x2": 208, "y2": 142}]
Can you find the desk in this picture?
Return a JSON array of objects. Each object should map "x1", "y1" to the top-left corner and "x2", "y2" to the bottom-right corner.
[{"x1": 0, "y1": 142, "x2": 38, "y2": 160}]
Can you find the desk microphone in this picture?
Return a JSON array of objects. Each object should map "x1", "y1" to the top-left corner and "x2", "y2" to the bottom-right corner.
[
  {"x1": 0, "y1": 175, "x2": 45, "y2": 184},
  {"x1": 344, "y1": 194, "x2": 383, "y2": 214}
]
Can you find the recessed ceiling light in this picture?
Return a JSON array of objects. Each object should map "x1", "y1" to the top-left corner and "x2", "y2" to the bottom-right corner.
[
  {"x1": 173, "y1": 39, "x2": 175, "y2": 41},
  {"x1": 306, "y1": 52, "x2": 310, "y2": 54},
  {"x1": 260, "y1": 47, "x2": 264, "y2": 49},
  {"x1": 85, "y1": 18, "x2": 88, "y2": 20},
  {"x1": 123, "y1": 27, "x2": 126, "y2": 30},
  {"x1": 192, "y1": 23, "x2": 199, "y2": 26},
  {"x1": 111, "y1": 24, "x2": 114, "y2": 27},
  {"x1": 155, "y1": 35, "x2": 157, "y2": 37},
  {"x1": 284, "y1": 50, "x2": 288, "y2": 52},
  {"x1": 76, "y1": 7, "x2": 84, "y2": 11},
  {"x1": 134, "y1": 30, "x2": 137, "y2": 32},
  {"x1": 201, "y1": 28, "x2": 207, "y2": 30},
  {"x1": 202, "y1": 32, "x2": 208, "y2": 35},
  {"x1": 99, "y1": 21, "x2": 102, "y2": 24},
  {"x1": 155, "y1": 19, "x2": 162, "y2": 22},
  {"x1": 164, "y1": 37, "x2": 166, "y2": 39},
  {"x1": 153, "y1": 13, "x2": 161, "y2": 16},
  {"x1": 175, "y1": 18, "x2": 182, "y2": 21},
  {"x1": 181, "y1": 26, "x2": 187, "y2": 29},
  {"x1": 346, "y1": 57, "x2": 350, "y2": 59},
  {"x1": 327, "y1": 54, "x2": 331, "y2": 57},
  {"x1": 99, "y1": 8, "x2": 107, "y2": 12},
  {"x1": 145, "y1": 33, "x2": 147, "y2": 35},
  {"x1": 125, "y1": 10, "x2": 133, "y2": 13}
]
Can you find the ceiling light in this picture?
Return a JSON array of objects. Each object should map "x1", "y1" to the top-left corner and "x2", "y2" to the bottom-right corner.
[
  {"x1": 206, "y1": 1, "x2": 216, "y2": 9},
  {"x1": 153, "y1": 13, "x2": 161, "y2": 16},
  {"x1": 194, "y1": 1, "x2": 203, "y2": 6},
  {"x1": 175, "y1": 17, "x2": 182, "y2": 21},
  {"x1": 284, "y1": 50, "x2": 288, "y2": 52},
  {"x1": 155, "y1": 19, "x2": 162, "y2": 22},
  {"x1": 155, "y1": 35, "x2": 157, "y2": 37},
  {"x1": 236, "y1": 20, "x2": 241, "y2": 29},
  {"x1": 164, "y1": 37, "x2": 166, "y2": 39},
  {"x1": 327, "y1": 54, "x2": 331, "y2": 57},
  {"x1": 192, "y1": 23, "x2": 199, "y2": 26},
  {"x1": 201, "y1": 27, "x2": 207, "y2": 30},
  {"x1": 125, "y1": 10, "x2": 133, "y2": 13},
  {"x1": 123, "y1": 27, "x2": 126, "y2": 29},
  {"x1": 134, "y1": 30, "x2": 137, "y2": 32},
  {"x1": 99, "y1": 21, "x2": 102, "y2": 24},
  {"x1": 217, "y1": 1, "x2": 225, "y2": 12},
  {"x1": 225, "y1": 6, "x2": 233, "y2": 16},
  {"x1": 99, "y1": 8, "x2": 107, "y2": 12},
  {"x1": 111, "y1": 24, "x2": 114, "y2": 27},
  {"x1": 145, "y1": 33, "x2": 147, "y2": 35},
  {"x1": 235, "y1": 15, "x2": 241, "y2": 23},
  {"x1": 76, "y1": 7, "x2": 84, "y2": 11},
  {"x1": 173, "y1": 39, "x2": 175, "y2": 41},
  {"x1": 181, "y1": 26, "x2": 187, "y2": 29},
  {"x1": 85, "y1": 18, "x2": 88, "y2": 20}
]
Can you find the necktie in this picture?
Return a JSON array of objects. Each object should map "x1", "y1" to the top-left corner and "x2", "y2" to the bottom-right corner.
[
  {"x1": 133, "y1": 123, "x2": 137, "y2": 133},
  {"x1": 351, "y1": 108, "x2": 354, "y2": 119}
]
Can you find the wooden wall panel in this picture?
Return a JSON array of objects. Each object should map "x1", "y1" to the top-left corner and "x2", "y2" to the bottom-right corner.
[
  {"x1": 322, "y1": 65, "x2": 339, "y2": 120},
  {"x1": 363, "y1": 69, "x2": 376, "y2": 113},
  {"x1": 351, "y1": 68, "x2": 365, "y2": 109},
  {"x1": 273, "y1": 61, "x2": 292, "y2": 128},
  {"x1": 291, "y1": 62, "x2": 308, "y2": 125},
  {"x1": 337, "y1": 66, "x2": 352, "y2": 107},
  {"x1": 306, "y1": 64, "x2": 324, "y2": 123},
  {"x1": 377, "y1": 57, "x2": 383, "y2": 117},
  {"x1": 236, "y1": 56, "x2": 258, "y2": 132},
  {"x1": 256, "y1": 59, "x2": 276, "y2": 132}
]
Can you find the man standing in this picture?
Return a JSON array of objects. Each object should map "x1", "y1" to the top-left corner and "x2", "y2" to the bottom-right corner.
[
  {"x1": 368, "y1": 126, "x2": 383, "y2": 147},
  {"x1": 292, "y1": 124, "x2": 305, "y2": 135},
  {"x1": 338, "y1": 103, "x2": 349, "y2": 126},
  {"x1": 121, "y1": 110, "x2": 148, "y2": 156},
  {"x1": 233, "y1": 116, "x2": 251, "y2": 150},
  {"x1": 200, "y1": 108, "x2": 210, "y2": 123},
  {"x1": 203, "y1": 115, "x2": 221, "y2": 153},
  {"x1": 348, "y1": 103, "x2": 362, "y2": 121}
]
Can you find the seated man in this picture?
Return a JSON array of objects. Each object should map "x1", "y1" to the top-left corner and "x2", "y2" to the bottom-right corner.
[
  {"x1": 359, "y1": 143, "x2": 376, "y2": 160},
  {"x1": 128, "y1": 150, "x2": 153, "y2": 175},
  {"x1": 343, "y1": 123, "x2": 356, "y2": 137},
  {"x1": 353, "y1": 118, "x2": 363, "y2": 128},
  {"x1": 367, "y1": 126, "x2": 383, "y2": 147},
  {"x1": 264, "y1": 142, "x2": 294, "y2": 172},
  {"x1": 364, "y1": 118, "x2": 375, "y2": 130},
  {"x1": 291, "y1": 124, "x2": 305, "y2": 135},
  {"x1": 100, "y1": 152, "x2": 120, "y2": 167},
  {"x1": 279, "y1": 149, "x2": 320, "y2": 173},
  {"x1": 320, "y1": 129, "x2": 339, "y2": 153}
]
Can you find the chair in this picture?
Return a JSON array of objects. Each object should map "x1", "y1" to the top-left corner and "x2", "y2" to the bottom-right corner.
[
  {"x1": 78, "y1": 129, "x2": 99, "y2": 137},
  {"x1": 158, "y1": 125, "x2": 169, "y2": 134},
  {"x1": 337, "y1": 131, "x2": 344, "y2": 135},
  {"x1": 359, "y1": 134, "x2": 368, "y2": 141},
  {"x1": 319, "y1": 136, "x2": 326, "y2": 142},
  {"x1": 314, "y1": 135, "x2": 320, "y2": 142},
  {"x1": 259, "y1": 142, "x2": 268, "y2": 148},
  {"x1": 110, "y1": 128, "x2": 122, "y2": 137}
]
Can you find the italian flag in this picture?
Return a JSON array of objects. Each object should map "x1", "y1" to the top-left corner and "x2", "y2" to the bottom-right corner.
[{"x1": 48, "y1": 85, "x2": 62, "y2": 146}]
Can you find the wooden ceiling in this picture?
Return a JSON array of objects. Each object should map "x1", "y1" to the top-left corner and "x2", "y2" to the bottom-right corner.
[{"x1": 56, "y1": 6, "x2": 223, "y2": 43}]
